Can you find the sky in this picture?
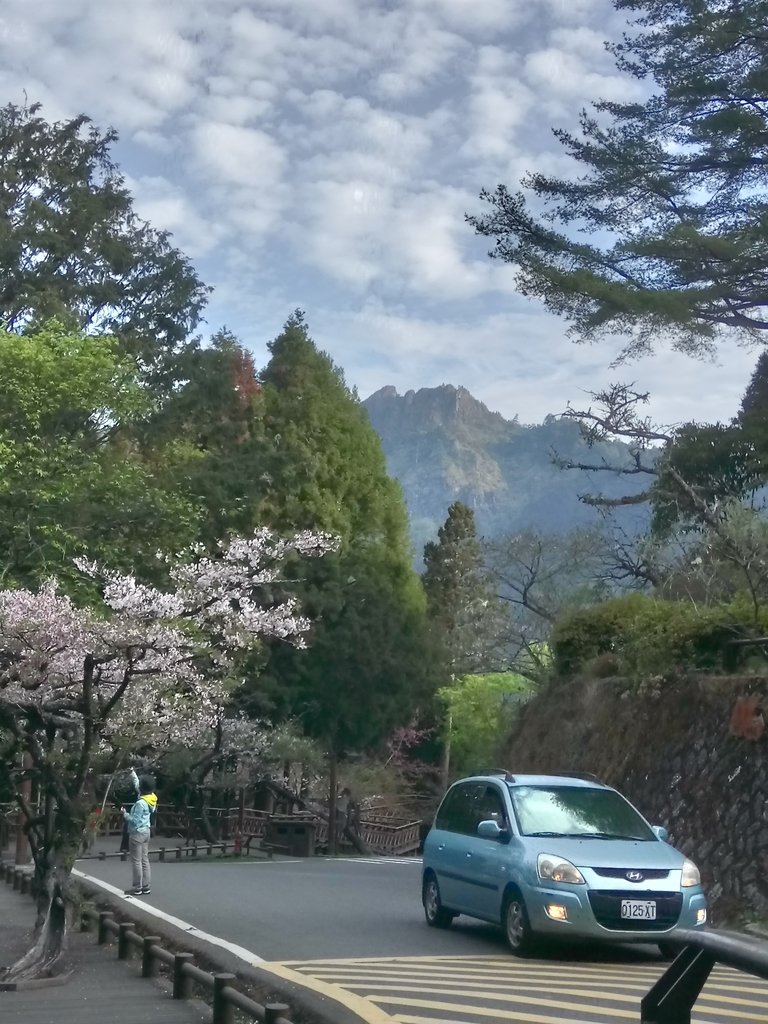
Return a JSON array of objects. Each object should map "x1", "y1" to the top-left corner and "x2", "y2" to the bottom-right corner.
[{"x1": 0, "y1": 0, "x2": 759, "y2": 427}]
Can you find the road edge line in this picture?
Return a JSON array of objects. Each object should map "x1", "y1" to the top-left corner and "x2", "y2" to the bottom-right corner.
[
  {"x1": 73, "y1": 867, "x2": 395, "y2": 1024},
  {"x1": 72, "y1": 868, "x2": 266, "y2": 963},
  {"x1": 255, "y1": 962, "x2": 394, "y2": 1024}
]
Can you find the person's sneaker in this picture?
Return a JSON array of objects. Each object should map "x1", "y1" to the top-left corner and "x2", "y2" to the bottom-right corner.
[
  {"x1": 140, "y1": 887, "x2": 151, "y2": 895},
  {"x1": 124, "y1": 887, "x2": 142, "y2": 895}
]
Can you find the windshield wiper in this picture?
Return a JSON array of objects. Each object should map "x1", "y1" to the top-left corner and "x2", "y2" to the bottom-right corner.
[
  {"x1": 525, "y1": 831, "x2": 570, "y2": 837},
  {"x1": 575, "y1": 832, "x2": 646, "y2": 841}
]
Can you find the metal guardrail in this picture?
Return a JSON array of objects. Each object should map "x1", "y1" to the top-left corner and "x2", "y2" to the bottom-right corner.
[
  {"x1": 2, "y1": 860, "x2": 293, "y2": 1024},
  {"x1": 642, "y1": 927, "x2": 768, "y2": 1023}
]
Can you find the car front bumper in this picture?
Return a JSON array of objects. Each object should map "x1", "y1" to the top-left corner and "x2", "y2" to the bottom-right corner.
[{"x1": 523, "y1": 882, "x2": 708, "y2": 943}]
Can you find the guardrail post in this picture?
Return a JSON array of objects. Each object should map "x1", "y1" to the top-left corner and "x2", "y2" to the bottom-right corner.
[
  {"x1": 142, "y1": 936, "x2": 160, "y2": 978},
  {"x1": 98, "y1": 911, "x2": 114, "y2": 944},
  {"x1": 20, "y1": 872, "x2": 30, "y2": 894},
  {"x1": 212, "y1": 973, "x2": 236, "y2": 1024},
  {"x1": 13, "y1": 868, "x2": 21, "y2": 890},
  {"x1": 172, "y1": 952, "x2": 194, "y2": 999},
  {"x1": 175, "y1": 846, "x2": 182, "y2": 861},
  {"x1": 641, "y1": 946, "x2": 715, "y2": 1023},
  {"x1": 80, "y1": 909, "x2": 93, "y2": 932},
  {"x1": 118, "y1": 922, "x2": 132, "y2": 960},
  {"x1": 159, "y1": 847, "x2": 166, "y2": 862},
  {"x1": 265, "y1": 1002, "x2": 290, "y2": 1024}
]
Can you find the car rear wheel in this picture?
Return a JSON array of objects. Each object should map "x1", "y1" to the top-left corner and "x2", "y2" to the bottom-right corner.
[
  {"x1": 503, "y1": 890, "x2": 534, "y2": 955},
  {"x1": 423, "y1": 874, "x2": 455, "y2": 928}
]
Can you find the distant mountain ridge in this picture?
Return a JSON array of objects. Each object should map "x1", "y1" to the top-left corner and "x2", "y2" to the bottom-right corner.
[{"x1": 363, "y1": 384, "x2": 649, "y2": 557}]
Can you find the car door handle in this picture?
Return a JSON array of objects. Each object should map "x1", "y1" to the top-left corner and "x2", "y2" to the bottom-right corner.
[{"x1": 437, "y1": 844, "x2": 445, "y2": 851}]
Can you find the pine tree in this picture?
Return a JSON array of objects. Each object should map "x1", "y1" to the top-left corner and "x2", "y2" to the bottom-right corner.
[
  {"x1": 739, "y1": 352, "x2": 768, "y2": 423},
  {"x1": 423, "y1": 502, "x2": 505, "y2": 783},
  {"x1": 469, "y1": 0, "x2": 768, "y2": 359},
  {"x1": 0, "y1": 102, "x2": 209, "y2": 379},
  {"x1": 423, "y1": 502, "x2": 503, "y2": 678},
  {"x1": 250, "y1": 314, "x2": 435, "y2": 832},
  {"x1": 145, "y1": 330, "x2": 267, "y2": 545}
]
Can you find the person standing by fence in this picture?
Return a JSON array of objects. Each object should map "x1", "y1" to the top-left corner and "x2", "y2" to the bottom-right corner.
[
  {"x1": 122, "y1": 776, "x2": 154, "y2": 896},
  {"x1": 118, "y1": 767, "x2": 140, "y2": 854}
]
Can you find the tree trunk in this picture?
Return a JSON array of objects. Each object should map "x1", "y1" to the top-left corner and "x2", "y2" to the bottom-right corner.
[
  {"x1": 196, "y1": 789, "x2": 217, "y2": 844},
  {"x1": 439, "y1": 713, "x2": 452, "y2": 790},
  {"x1": 15, "y1": 752, "x2": 33, "y2": 866},
  {"x1": 328, "y1": 751, "x2": 338, "y2": 856},
  {"x1": 5, "y1": 850, "x2": 73, "y2": 980}
]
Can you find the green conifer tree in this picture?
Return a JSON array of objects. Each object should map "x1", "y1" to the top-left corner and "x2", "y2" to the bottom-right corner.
[{"x1": 250, "y1": 313, "x2": 435, "y2": 842}]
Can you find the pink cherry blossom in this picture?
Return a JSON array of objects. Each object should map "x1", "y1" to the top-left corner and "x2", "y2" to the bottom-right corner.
[{"x1": 0, "y1": 528, "x2": 338, "y2": 743}]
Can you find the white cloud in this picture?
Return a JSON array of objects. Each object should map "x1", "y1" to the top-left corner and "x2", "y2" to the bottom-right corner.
[
  {"x1": 192, "y1": 121, "x2": 285, "y2": 190},
  {"x1": 0, "y1": 0, "x2": 741, "y2": 435}
]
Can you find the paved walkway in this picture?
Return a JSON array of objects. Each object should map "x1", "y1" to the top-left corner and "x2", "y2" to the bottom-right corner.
[{"x1": 0, "y1": 879, "x2": 209, "y2": 1024}]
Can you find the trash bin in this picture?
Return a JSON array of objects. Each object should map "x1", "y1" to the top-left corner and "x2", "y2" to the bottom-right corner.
[{"x1": 264, "y1": 816, "x2": 316, "y2": 857}]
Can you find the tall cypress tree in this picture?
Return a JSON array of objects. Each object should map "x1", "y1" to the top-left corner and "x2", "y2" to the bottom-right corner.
[
  {"x1": 423, "y1": 502, "x2": 506, "y2": 783},
  {"x1": 145, "y1": 330, "x2": 267, "y2": 545},
  {"x1": 251, "y1": 313, "x2": 434, "y2": 830}
]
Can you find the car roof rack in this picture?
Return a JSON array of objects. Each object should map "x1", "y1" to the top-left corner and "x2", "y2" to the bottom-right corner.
[
  {"x1": 474, "y1": 767, "x2": 517, "y2": 782},
  {"x1": 555, "y1": 771, "x2": 605, "y2": 785}
]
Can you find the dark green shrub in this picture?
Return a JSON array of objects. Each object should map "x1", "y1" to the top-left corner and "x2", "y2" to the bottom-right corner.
[
  {"x1": 552, "y1": 594, "x2": 649, "y2": 676},
  {"x1": 553, "y1": 594, "x2": 768, "y2": 678}
]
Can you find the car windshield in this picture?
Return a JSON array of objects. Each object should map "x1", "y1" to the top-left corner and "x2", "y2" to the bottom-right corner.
[{"x1": 508, "y1": 785, "x2": 655, "y2": 841}]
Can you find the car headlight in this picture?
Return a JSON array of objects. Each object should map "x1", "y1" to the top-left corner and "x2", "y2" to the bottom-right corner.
[
  {"x1": 538, "y1": 853, "x2": 585, "y2": 884},
  {"x1": 681, "y1": 858, "x2": 701, "y2": 888}
]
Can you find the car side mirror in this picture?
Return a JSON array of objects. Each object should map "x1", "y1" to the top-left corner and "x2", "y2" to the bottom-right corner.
[
  {"x1": 652, "y1": 825, "x2": 669, "y2": 843},
  {"x1": 477, "y1": 819, "x2": 509, "y2": 842}
]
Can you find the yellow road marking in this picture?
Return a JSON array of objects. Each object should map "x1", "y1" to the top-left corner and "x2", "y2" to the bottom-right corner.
[
  {"x1": 300, "y1": 966, "x2": 768, "y2": 997},
  {"x1": 278, "y1": 955, "x2": 517, "y2": 965},
  {"x1": 255, "y1": 961, "x2": 395, "y2": 1024},
  {"x1": 273, "y1": 954, "x2": 767, "y2": 1024},
  {"x1": 366, "y1": 991, "x2": 638, "y2": 1019},
  {"x1": 340, "y1": 980, "x2": 768, "y2": 1019}
]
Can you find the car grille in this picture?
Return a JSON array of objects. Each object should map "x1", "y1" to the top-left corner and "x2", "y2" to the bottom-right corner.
[
  {"x1": 591, "y1": 868, "x2": 670, "y2": 881},
  {"x1": 587, "y1": 890, "x2": 683, "y2": 931}
]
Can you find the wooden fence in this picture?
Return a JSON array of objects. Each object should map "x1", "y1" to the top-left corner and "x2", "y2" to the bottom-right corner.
[
  {"x1": 2, "y1": 860, "x2": 294, "y2": 1024},
  {"x1": 2, "y1": 800, "x2": 423, "y2": 858}
]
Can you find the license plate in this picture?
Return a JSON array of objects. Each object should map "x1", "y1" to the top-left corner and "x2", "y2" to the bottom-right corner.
[{"x1": 621, "y1": 899, "x2": 657, "y2": 920}]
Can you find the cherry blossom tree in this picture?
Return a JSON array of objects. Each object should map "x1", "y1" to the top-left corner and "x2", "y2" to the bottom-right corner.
[{"x1": 0, "y1": 528, "x2": 336, "y2": 980}]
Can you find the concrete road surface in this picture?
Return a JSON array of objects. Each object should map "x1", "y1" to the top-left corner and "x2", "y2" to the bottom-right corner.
[{"x1": 77, "y1": 850, "x2": 768, "y2": 1024}]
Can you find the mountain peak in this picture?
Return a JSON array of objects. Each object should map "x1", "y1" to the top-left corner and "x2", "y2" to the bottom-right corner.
[
  {"x1": 365, "y1": 383, "x2": 508, "y2": 434},
  {"x1": 363, "y1": 382, "x2": 648, "y2": 556}
]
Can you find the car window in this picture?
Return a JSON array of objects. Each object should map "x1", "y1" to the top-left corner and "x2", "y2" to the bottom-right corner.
[
  {"x1": 435, "y1": 783, "x2": 479, "y2": 834},
  {"x1": 508, "y1": 785, "x2": 654, "y2": 841},
  {"x1": 474, "y1": 785, "x2": 508, "y2": 834}
]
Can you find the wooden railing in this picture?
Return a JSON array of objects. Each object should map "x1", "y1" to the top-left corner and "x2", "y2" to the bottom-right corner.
[
  {"x1": 2, "y1": 860, "x2": 293, "y2": 1024},
  {"x1": 3, "y1": 800, "x2": 422, "y2": 857}
]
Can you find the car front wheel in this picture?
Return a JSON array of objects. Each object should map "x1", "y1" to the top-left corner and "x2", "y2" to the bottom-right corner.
[
  {"x1": 503, "y1": 890, "x2": 534, "y2": 955},
  {"x1": 423, "y1": 874, "x2": 455, "y2": 928}
]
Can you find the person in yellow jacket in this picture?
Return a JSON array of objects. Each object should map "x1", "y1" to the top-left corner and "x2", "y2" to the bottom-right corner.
[{"x1": 121, "y1": 777, "x2": 158, "y2": 895}]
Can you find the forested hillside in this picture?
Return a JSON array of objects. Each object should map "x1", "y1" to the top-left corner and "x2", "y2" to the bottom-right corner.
[{"x1": 364, "y1": 384, "x2": 650, "y2": 552}]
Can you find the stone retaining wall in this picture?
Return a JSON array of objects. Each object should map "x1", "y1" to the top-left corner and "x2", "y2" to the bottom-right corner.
[{"x1": 502, "y1": 674, "x2": 768, "y2": 922}]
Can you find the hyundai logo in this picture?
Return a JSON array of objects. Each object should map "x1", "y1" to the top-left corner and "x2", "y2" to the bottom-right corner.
[{"x1": 626, "y1": 870, "x2": 644, "y2": 882}]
